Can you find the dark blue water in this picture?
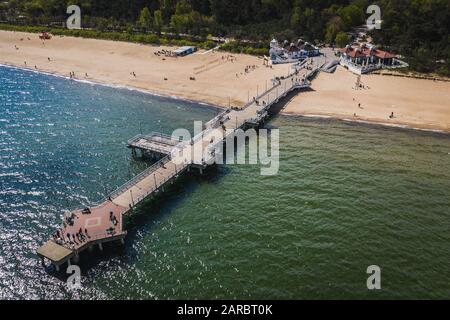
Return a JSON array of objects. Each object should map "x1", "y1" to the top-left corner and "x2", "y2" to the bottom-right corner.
[{"x1": 1, "y1": 66, "x2": 449, "y2": 299}]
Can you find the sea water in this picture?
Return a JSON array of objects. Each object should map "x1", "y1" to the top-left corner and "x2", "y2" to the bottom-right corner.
[{"x1": 0, "y1": 65, "x2": 449, "y2": 299}]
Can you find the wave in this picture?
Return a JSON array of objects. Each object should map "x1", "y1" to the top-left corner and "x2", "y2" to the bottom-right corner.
[
  {"x1": 282, "y1": 112, "x2": 449, "y2": 136},
  {"x1": 0, "y1": 63, "x2": 220, "y2": 110}
]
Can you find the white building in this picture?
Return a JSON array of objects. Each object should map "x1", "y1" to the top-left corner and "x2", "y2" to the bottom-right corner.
[
  {"x1": 337, "y1": 43, "x2": 408, "y2": 74},
  {"x1": 269, "y1": 39, "x2": 320, "y2": 64}
]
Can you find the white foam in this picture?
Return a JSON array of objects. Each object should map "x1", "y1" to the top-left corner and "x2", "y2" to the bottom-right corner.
[
  {"x1": 286, "y1": 113, "x2": 449, "y2": 135},
  {"x1": 0, "y1": 63, "x2": 220, "y2": 109}
]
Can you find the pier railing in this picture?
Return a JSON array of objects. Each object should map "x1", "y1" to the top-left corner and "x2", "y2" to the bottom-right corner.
[
  {"x1": 242, "y1": 63, "x2": 313, "y2": 110},
  {"x1": 127, "y1": 132, "x2": 182, "y2": 146},
  {"x1": 108, "y1": 155, "x2": 172, "y2": 200},
  {"x1": 205, "y1": 109, "x2": 232, "y2": 129},
  {"x1": 60, "y1": 229, "x2": 126, "y2": 251},
  {"x1": 65, "y1": 63, "x2": 315, "y2": 214},
  {"x1": 243, "y1": 80, "x2": 281, "y2": 109},
  {"x1": 132, "y1": 161, "x2": 189, "y2": 205}
]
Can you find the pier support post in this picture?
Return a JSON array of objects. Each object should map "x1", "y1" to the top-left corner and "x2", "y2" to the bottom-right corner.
[
  {"x1": 55, "y1": 264, "x2": 60, "y2": 272},
  {"x1": 88, "y1": 245, "x2": 94, "y2": 253},
  {"x1": 67, "y1": 258, "x2": 71, "y2": 267},
  {"x1": 98, "y1": 243, "x2": 103, "y2": 251},
  {"x1": 120, "y1": 238, "x2": 125, "y2": 245}
]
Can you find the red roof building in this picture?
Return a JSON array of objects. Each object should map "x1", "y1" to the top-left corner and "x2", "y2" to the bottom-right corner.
[
  {"x1": 338, "y1": 44, "x2": 397, "y2": 66},
  {"x1": 337, "y1": 43, "x2": 408, "y2": 74}
]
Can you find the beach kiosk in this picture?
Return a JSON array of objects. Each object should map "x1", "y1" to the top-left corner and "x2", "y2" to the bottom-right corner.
[{"x1": 173, "y1": 46, "x2": 197, "y2": 57}]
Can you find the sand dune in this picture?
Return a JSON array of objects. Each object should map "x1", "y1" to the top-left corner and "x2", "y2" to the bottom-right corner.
[{"x1": 1, "y1": 30, "x2": 449, "y2": 133}]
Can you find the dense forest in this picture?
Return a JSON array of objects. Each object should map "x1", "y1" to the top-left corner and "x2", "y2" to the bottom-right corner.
[{"x1": 0, "y1": 0, "x2": 449, "y2": 76}]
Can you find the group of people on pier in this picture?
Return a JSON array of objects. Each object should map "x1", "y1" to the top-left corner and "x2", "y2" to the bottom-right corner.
[{"x1": 52, "y1": 227, "x2": 91, "y2": 249}]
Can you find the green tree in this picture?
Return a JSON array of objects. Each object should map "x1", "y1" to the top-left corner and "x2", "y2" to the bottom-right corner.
[
  {"x1": 23, "y1": 0, "x2": 44, "y2": 18},
  {"x1": 290, "y1": 6, "x2": 302, "y2": 29},
  {"x1": 335, "y1": 32, "x2": 349, "y2": 48},
  {"x1": 2, "y1": 0, "x2": 449, "y2": 76},
  {"x1": 138, "y1": 7, "x2": 152, "y2": 31},
  {"x1": 325, "y1": 16, "x2": 343, "y2": 45},
  {"x1": 159, "y1": 0, "x2": 177, "y2": 23},
  {"x1": 338, "y1": 4, "x2": 363, "y2": 30},
  {"x1": 154, "y1": 9, "x2": 163, "y2": 35}
]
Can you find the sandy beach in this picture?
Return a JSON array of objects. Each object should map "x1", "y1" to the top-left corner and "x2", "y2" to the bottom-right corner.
[
  {"x1": 0, "y1": 30, "x2": 287, "y2": 108},
  {"x1": 283, "y1": 67, "x2": 450, "y2": 132},
  {"x1": 1, "y1": 30, "x2": 449, "y2": 133}
]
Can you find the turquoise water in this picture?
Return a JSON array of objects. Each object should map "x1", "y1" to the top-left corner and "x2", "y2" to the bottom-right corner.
[{"x1": 0, "y1": 66, "x2": 449, "y2": 299}]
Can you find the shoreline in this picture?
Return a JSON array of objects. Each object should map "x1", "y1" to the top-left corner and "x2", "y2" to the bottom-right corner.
[
  {"x1": 0, "y1": 30, "x2": 285, "y2": 108},
  {"x1": 372, "y1": 70, "x2": 450, "y2": 83},
  {"x1": 282, "y1": 66, "x2": 450, "y2": 134},
  {"x1": 1, "y1": 30, "x2": 449, "y2": 135},
  {"x1": 286, "y1": 113, "x2": 450, "y2": 136},
  {"x1": 1, "y1": 61, "x2": 449, "y2": 136},
  {"x1": 0, "y1": 62, "x2": 223, "y2": 111},
  {"x1": 281, "y1": 111, "x2": 450, "y2": 135}
]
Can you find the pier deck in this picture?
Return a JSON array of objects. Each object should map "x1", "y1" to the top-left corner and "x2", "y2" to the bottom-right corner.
[
  {"x1": 37, "y1": 56, "x2": 325, "y2": 269},
  {"x1": 37, "y1": 241, "x2": 74, "y2": 268},
  {"x1": 128, "y1": 132, "x2": 182, "y2": 157}
]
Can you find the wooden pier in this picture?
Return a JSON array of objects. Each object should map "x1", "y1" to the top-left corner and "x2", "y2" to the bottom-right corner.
[
  {"x1": 127, "y1": 132, "x2": 182, "y2": 158},
  {"x1": 37, "y1": 58, "x2": 324, "y2": 271}
]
